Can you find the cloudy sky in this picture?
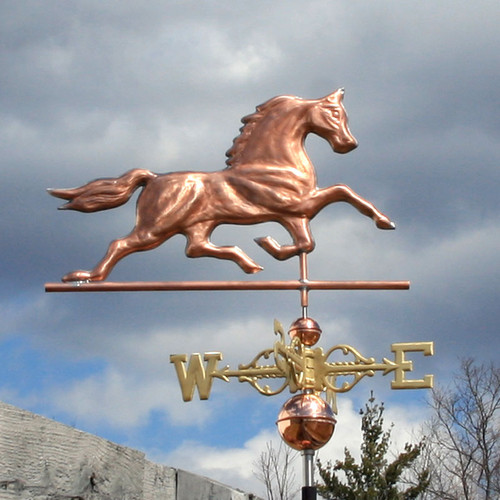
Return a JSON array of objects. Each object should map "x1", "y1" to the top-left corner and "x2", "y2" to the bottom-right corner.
[{"x1": 1, "y1": 1, "x2": 499, "y2": 497}]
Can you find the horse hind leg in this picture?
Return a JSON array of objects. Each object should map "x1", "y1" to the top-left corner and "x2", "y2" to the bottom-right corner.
[
  {"x1": 62, "y1": 230, "x2": 167, "y2": 282},
  {"x1": 184, "y1": 224, "x2": 263, "y2": 274}
]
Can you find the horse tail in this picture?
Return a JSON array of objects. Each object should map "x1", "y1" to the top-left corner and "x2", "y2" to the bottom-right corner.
[{"x1": 48, "y1": 168, "x2": 157, "y2": 212}]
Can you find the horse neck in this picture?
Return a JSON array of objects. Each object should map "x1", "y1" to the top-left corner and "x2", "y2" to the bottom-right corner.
[{"x1": 229, "y1": 109, "x2": 315, "y2": 176}]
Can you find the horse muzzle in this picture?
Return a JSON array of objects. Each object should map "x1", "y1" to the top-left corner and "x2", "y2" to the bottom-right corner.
[{"x1": 333, "y1": 137, "x2": 358, "y2": 154}]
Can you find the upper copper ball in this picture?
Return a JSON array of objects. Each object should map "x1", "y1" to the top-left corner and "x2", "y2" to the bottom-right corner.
[
  {"x1": 276, "y1": 393, "x2": 336, "y2": 451},
  {"x1": 288, "y1": 317, "x2": 322, "y2": 346}
]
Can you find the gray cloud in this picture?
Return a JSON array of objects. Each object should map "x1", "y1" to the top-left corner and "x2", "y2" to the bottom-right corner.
[{"x1": 1, "y1": 1, "x2": 498, "y2": 493}]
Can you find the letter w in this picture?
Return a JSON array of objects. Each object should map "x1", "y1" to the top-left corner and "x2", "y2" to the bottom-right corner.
[{"x1": 170, "y1": 352, "x2": 222, "y2": 401}]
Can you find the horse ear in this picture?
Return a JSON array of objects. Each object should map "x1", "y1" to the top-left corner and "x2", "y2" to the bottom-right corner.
[{"x1": 324, "y1": 88, "x2": 344, "y2": 103}]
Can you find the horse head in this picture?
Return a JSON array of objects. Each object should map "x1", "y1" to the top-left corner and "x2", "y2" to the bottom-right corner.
[{"x1": 308, "y1": 89, "x2": 358, "y2": 154}]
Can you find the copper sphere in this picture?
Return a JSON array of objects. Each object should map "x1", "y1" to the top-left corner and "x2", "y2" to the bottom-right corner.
[
  {"x1": 288, "y1": 317, "x2": 322, "y2": 346},
  {"x1": 276, "y1": 393, "x2": 336, "y2": 450}
]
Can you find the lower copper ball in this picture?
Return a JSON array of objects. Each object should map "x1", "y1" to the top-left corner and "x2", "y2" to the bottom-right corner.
[{"x1": 276, "y1": 393, "x2": 336, "y2": 451}]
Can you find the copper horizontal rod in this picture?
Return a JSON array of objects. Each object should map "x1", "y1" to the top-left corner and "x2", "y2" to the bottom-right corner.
[{"x1": 45, "y1": 280, "x2": 410, "y2": 293}]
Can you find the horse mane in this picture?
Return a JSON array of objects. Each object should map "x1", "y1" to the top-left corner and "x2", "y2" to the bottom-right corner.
[{"x1": 225, "y1": 95, "x2": 298, "y2": 167}]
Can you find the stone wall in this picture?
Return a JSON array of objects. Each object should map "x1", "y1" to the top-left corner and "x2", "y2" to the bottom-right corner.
[{"x1": 0, "y1": 401, "x2": 261, "y2": 500}]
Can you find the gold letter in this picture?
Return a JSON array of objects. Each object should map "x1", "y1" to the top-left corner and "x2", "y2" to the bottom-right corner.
[
  {"x1": 391, "y1": 342, "x2": 434, "y2": 389},
  {"x1": 170, "y1": 352, "x2": 223, "y2": 401}
]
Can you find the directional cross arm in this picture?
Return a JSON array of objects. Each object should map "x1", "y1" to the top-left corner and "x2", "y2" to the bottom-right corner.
[
  {"x1": 214, "y1": 365, "x2": 284, "y2": 380},
  {"x1": 170, "y1": 338, "x2": 434, "y2": 401}
]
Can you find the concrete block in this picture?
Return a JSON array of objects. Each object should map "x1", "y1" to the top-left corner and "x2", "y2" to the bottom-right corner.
[
  {"x1": 177, "y1": 469, "x2": 260, "y2": 500},
  {"x1": 0, "y1": 401, "x2": 262, "y2": 500}
]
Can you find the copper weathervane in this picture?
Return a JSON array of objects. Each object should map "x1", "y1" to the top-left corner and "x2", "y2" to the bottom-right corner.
[
  {"x1": 46, "y1": 89, "x2": 433, "y2": 500},
  {"x1": 47, "y1": 89, "x2": 393, "y2": 284}
]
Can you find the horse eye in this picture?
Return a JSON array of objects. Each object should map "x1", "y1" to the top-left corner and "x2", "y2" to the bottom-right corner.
[{"x1": 328, "y1": 108, "x2": 340, "y2": 118}]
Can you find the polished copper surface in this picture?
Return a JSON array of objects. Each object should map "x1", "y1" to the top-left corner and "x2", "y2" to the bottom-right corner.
[
  {"x1": 44, "y1": 279, "x2": 409, "y2": 292},
  {"x1": 299, "y1": 252, "x2": 310, "y2": 312},
  {"x1": 288, "y1": 317, "x2": 322, "y2": 346},
  {"x1": 277, "y1": 393, "x2": 336, "y2": 450},
  {"x1": 49, "y1": 89, "x2": 395, "y2": 282}
]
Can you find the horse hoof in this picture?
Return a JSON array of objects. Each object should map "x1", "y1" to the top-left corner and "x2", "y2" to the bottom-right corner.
[
  {"x1": 255, "y1": 236, "x2": 280, "y2": 254},
  {"x1": 376, "y1": 218, "x2": 396, "y2": 230},
  {"x1": 62, "y1": 270, "x2": 93, "y2": 282},
  {"x1": 255, "y1": 236, "x2": 272, "y2": 246},
  {"x1": 246, "y1": 265, "x2": 264, "y2": 274}
]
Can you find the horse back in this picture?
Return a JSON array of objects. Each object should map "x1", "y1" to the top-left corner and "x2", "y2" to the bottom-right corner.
[{"x1": 135, "y1": 166, "x2": 313, "y2": 231}]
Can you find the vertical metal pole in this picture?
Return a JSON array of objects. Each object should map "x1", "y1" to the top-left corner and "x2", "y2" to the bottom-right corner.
[
  {"x1": 299, "y1": 252, "x2": 309, "y2": 318},
  {"x1": 302, "y1": 449, "x2": 316, "y2": 500}
]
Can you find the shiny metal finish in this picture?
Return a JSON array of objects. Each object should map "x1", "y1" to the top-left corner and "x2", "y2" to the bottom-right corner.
[
  {"x1": 45, "y1": 279, "x2": 409, "y2": 292},
  {"x1": 44, "y1": 85, "x2": 435, "y2": 500},
  {"x1": 49, "y1": 89, "x2": 395, "y2": 282},
  {"x1": 303, "y1": 449, "x2": 315, "y2": 488},
  {"x1": 288, "y1": 317, "x2": 322, "y2": 346},
  {"x1": 299, "y1": 252, "x2": 310, "y2": 316},
  {"x1": 276, "y1": 393, "x2": 336, "y2": 451},
  {"x1": 168, "y1": 319, "x2": 433, "y2": 401}
]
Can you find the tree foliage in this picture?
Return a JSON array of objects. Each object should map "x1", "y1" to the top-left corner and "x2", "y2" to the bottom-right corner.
[
  {"x1": 417, "y1": 359, "x2": 500, "y2": 500},
  {"x1": 316, "y1": 394, "x2": 429, "y2": 499}
]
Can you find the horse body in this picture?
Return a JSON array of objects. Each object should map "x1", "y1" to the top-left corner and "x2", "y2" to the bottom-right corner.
[{"x1": 50, "y1": 89, "x2": 394, "y2": 282}]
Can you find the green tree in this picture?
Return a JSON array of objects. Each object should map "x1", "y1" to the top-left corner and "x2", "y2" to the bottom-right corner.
[{"x1": 316, "y1": 394, "x2": 429, "y2": 500}]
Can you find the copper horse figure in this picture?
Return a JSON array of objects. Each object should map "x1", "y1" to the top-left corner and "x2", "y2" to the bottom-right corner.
[{"x1": 49, "y1": 89, "x2": 394, "y2": 282}]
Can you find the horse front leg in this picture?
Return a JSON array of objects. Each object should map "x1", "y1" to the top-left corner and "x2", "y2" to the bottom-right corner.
[
  {"x1": 311, "y1": 184, "x2": 395, "y2": 229},
  {"x1": 255, "y1": 217, "x2": 315, "y2": 260},
  {"x1": 184, "y1": 223, "x2": 263, "y2": 274}
]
